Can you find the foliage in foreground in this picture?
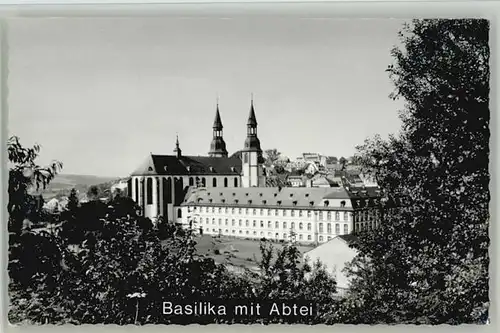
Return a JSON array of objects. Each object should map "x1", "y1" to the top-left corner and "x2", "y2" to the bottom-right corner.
[
  {"x1": 9, "y1": 204, "x2": 338, "y2": 324},
  {"x1": 8, "y1": 136, "x2": 338, "y2": 324},
  {"x1": 332, "y1": 19, "x2": 490, "y2": 325}
]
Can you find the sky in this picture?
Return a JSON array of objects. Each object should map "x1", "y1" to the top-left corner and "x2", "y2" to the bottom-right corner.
[{"x1": 7, "y1": 17, "x2": 406, "y2": 177}]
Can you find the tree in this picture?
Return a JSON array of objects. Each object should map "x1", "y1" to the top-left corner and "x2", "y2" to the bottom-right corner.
[
  {"x1": 263, "y1": 149, "x2": 289, "y2": 172},
  {"x1": 332, "y1": 19, "x2": 490, "y2": 324},
  {"x1": 264, "y1": 149, "x2": 281, "y2": 167},
  {"x1": 7, "y1": 136, "x2": 63, "y2": 234},
  {"x1": 67, "y1": 188, "x2": 79, "y2": 212},
  {"x1": 349, "y1": 155, "x2": 362, "y2": 166},
  {"x1": 265, "y1": 173, "x2": 290, "y2": 188},
  {"x1": 87, "y1": 185, "x2": 99, "y2": 200},
  {"x1": 249, "y1": 241, "x2": 339, "y2": 324},
  {"x1": 338, "y1": 157, "x2": 347, "y2": 170}
]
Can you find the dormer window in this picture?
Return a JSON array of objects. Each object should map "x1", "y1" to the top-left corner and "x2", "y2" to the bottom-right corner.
[
  {"x1": 148, "y1": 166, "x2": 153, "y2": 171},
  {"x1": 207, "y1": 192, "x2": 211, "y2": 196},
  {"x1": 235, "y1": 199, "x2": 239, "y2": 204},
  {"x1": 290, "y1": 193, "x2": 294, "y2": 197},
  {"x1": 277, "y1": 200, "x2": 282, "y2": 206},
  {"x1": 220, "y1": 192, "x2": 223, "y2": 196},
  {"x1": 197, "y1": 198, "x2": 202, "y2": 203},
  {"x1": 340, "y1": 200, "x2": 346, "y2": 208},
  {"x1": 293, "y1": 200, "x2": 297, "y2": 206},
  {"x1": 186, "y1": 166, "x2": 191, "y2": 172},
  {"x1": 305, "y1": 193, "x2": 309, "y2": 197},
  {"x1": 163, "y1": 166, "x2": 168, "y2": 171},
  {"x1": 274, "y1": 193, "x2": 278, "y2": 197},
  {"x1": 324, "y1": 200, "x2": 329, "y2": 207},
  {"x1": 221, "y1": 199, "x2": 226, "y2": 203},
  {"x1": 208, "y1": 199, "x2": 213, "y2": 203},
  {"x1": 309, "y1": 201, "x2": 314, "y2": 206},
  {"x1": 245, "y1": 193, "x2": 249, "y2": 196},
  {"x1": 259, "y1": 193, "x2": 263, "y2": 197},
  {"x1": 231, "y1": 167, "x2": 236, "y2": 172},
  {"x1": 248, "y1": 200, "x2": 252, "y2": 204},
  {"x1": 262, "y1": 200, "x2": 267, "y2": 205},
  {"x1": 209, "y1": 166, "x2": 214, "y2": 172}
]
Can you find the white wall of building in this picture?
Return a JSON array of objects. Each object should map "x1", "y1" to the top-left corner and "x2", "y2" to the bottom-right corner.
[
  {"x1": 303, "y1": 237, "x2": 358, "y2": 291},
  {"x1": 182, "y1": 205, "x2": 354, "y2": 244}
]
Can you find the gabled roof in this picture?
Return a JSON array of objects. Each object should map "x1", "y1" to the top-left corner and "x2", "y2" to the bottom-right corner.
[
  {"x1": 337, "y1": 234, "x2": 358, "y2": 245},
  {"x1": 303, "y1": 234, "x2": 359, "y2": 254},
  {"x1": 312, "y1": 176, "x2": 338, "y2": 187},
  {"x1": 182, "y1": 186, "x2": 353, "y2": 209},
  {"x1": 131, "y1": 154, "x2": 242, "y2": 176},
  {"x1": 325, "y1": 156, "x2": 338, "y2": 164}
]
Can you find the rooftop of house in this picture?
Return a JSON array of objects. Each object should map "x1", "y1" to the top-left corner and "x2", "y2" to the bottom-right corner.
[
  {"x1": 337, "y1": 234, "x2": 359, "y2": 245},
  {"x1": 325, "y1": 156, "x2": 338, "y2": 164},
  {"x1": 303, "y1": 234, "x2": 359, "y2": 254}
]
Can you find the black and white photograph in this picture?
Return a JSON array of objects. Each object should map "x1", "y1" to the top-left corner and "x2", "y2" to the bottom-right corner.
[{"x1": 5, "y1": 15, "x2": 490, "y2": 325}]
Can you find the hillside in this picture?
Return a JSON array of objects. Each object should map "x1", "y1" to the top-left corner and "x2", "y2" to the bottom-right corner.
[{"x1": 42, "y1": 174, "x2": 120, "y2": 200}]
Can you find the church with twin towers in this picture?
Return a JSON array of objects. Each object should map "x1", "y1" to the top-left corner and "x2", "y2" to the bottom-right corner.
[{"x1": 129, "y1": 99, "x2": 267, "y2": 222}]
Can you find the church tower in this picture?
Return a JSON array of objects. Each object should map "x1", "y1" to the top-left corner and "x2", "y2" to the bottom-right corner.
[
  {"x1": 241, "y1": 98, "x2": 266, "y2": 187},
  {"x1": 208, "y1": 101, "x2": 229, "y2": 158}
]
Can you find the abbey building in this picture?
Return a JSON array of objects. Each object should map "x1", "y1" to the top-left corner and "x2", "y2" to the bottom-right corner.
[{"x1": 128, "y1": 99, "x2": 382, "y2": 244}]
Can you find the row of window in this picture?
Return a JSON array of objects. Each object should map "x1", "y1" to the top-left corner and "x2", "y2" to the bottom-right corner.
[
  {"x1": 202, "y1": 228, "x2": 334, "y2": 242},
  {"x1": 195, "y1": 218, "x2": 349, "y2": 234},
  {"x1": 353, "y1": 210, "x2": 380, "y2": 222},
  {"x1": 136, "y1": 176, "x2": 240, "y2": 205},
  {"x1": 355, "y1": 221, "x2": 378, "y2": 231},
  {"x1": 192, "y1": 206, "x2": 350, "y2": 221}
]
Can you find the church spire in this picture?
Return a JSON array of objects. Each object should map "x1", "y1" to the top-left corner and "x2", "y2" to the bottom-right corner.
[
  {"x1": 174, "y1": 134, "x2": 182, "y2": 158},
  {"x1": 208, "y1": 99, "x2": 228, "y2": 158},
  {"x1": 243, "y1": 96, "x2": 262, "y2": 152},
  {"x1": 248, "y1": 94, "x2": 257, "y2": 127},
  {"x1": 213, "y1": 102, "x2": 223, "y2": 130}
]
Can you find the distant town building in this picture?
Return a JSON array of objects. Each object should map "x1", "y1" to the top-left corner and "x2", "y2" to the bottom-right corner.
[
  {"x1": 285, "y1": 160, "x2": 308, "y2": 172},
  {"x1": 301, "y1": 153, "x2": 327, "y2": 167},
  {"x1": 309, "y1": 174, "x2": 339, "y2": 188},
  {"x1": 303, "y1": 162, "x2": 320, "y2": 176},
  {"x1": 44, "y1": 198, "x2": 64, "y2": 213},
  {"x1": 288, "y1": 171, "x2": 305, "y2": 187},
  {"x1": 111, "y1": 178, "x2": 130, "y2": 196},
  {"x1": 359, "y1": 173, "x2": 378, "y2": 187}
]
